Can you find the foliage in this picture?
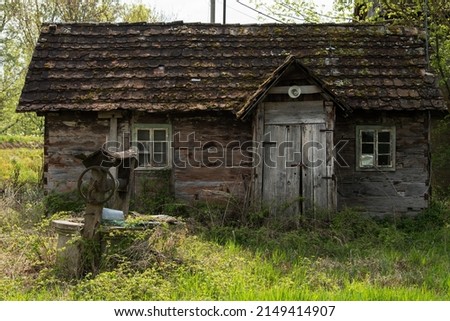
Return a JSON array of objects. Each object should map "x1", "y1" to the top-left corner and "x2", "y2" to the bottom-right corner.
[
  {"x1": 0, "y1": 0, "x2": 170, "y2": 137},
  {"x1": 1, "y1": 186, "x2": 450, "y2": 300},
  {"x1": 0, "y1": 134, "x2": 43, "y2": 146},
  {"x1": 0, "y1": 147, "x2": 42, "y2": 188},
  {"x1": 432, "y1": 113, "x2": 450, "y2": 198},
  {"x1": 0, "y1": 182, "x2": 51, "y2": 288},
  {"x1": 44, "y1": 191, "x2": 85, "y2": 216},
  {"x1": 249, "y1": 0, "x2": 353, "y2": 23},
  {"x1": 131, "y1": 170, "x2": 176, "y2": 215},
  {"x1": 120, "y1": 3, "x2": 170, "y2": 23}
]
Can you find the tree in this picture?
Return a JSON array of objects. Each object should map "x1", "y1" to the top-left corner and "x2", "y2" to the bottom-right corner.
[
  {"x1": 0, "y1": 0, "x2": 170, "y2": 136},
  {"x1": 333, "y1": 0, "x2": 450, "y2": 99},
  {"x1": 121, "y1": 3, "x2": 169, "y2": 23},
  {"x1": 248, "y1": 0, "x2": 354, "y2": 23},
  {"x1": 51, "y1": 0, "x2": 123, "y2": 22}
]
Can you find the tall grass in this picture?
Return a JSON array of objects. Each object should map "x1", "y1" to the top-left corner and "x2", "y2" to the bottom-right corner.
[
  {"x1": 0, "y1": 148, "x2": 42, "y2": 187},
  {"x1": 0, "y1": 146, "x2": 449, "y2": 301},
  {"x1": 65, "y1": 221, "x2": 449, "y2": 301},
  {"x1": 2, "y1": 213, "x2": 448, "y2": 300}
]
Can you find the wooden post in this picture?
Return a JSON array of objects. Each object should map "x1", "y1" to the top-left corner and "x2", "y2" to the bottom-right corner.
[
  {"x1": 82, "y1": 167, "x2": 109, "y2": 239},
  {"x1": 80, "y1": 167, "x2": 111, "y2": 275}
]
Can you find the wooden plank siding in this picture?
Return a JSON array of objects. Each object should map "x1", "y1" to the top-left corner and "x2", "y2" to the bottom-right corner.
[
  {"x1": 252, "y1": 103, "x2": 265, "y2": 207},
  {"x1": 325, "y1": 101, "x2": 337, "y2": 211},
  {"x1": 45, "y1": 111, "x2": 111, "y2": 192},
  {"x1": 171, "y1": 113, "x2": 253, "y2": 202},
  {"x1": 334, "y1": 110, "x2": 430, "y2": 216},
  {"x1": 264, "y1": 101, "x2": 326, "y2": 125},
  {"x1": 42, "y1": 107, "x2": 432, "y2": 218},
  {"x1": 44, "y1": 110, "x2": 254, "y2": 209}
]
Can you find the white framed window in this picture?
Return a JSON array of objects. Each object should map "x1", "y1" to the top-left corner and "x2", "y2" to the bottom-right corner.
[
  {"x1": 132, "y1": 124, "x2": 171, "y2": 169},
  {"x1": 356, "y1": 125, "x2": 395, "y2": 171}
]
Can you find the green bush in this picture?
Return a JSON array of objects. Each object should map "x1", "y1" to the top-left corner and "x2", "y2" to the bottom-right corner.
[
  {"x1": 44, "y1": 191, "x2": 85, "y2": 215},
  {"x1": 131, "y1": 170, "x2": 174, "y2": 214},
  {"x1": 432, "y1": 114, "x2": 450, "y2": 199},
  {"x1": 331, "y1": 208, "x2": 379, "y2": 243},
  {"x1": 415, "y1": 200, "x2": 450, "y2": 230}
]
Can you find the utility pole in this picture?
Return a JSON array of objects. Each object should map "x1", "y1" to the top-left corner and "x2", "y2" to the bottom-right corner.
[
  {"x1": 210, "y1": 0, "x2": 215, "y2": 23},
  {"x1": 223, "y1": 0, "x2": 226, "y2": 24}
]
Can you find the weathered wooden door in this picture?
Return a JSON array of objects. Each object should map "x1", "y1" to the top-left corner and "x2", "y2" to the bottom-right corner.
[
  {"x1": 261, "y1": 102, "x2": 330, "y2": 214},
  {"x1": 262, "y1": 124, "x2": 302, "y2": 213}
]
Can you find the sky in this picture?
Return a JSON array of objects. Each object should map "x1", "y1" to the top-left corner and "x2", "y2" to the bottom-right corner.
[{"x1": 140, "y1": 0, "x2": 334, "y2": 24}]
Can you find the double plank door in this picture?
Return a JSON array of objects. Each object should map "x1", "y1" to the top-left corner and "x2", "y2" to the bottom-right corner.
[{"x1": 261, "y1": 102, "x2": 330, "y2": 214}]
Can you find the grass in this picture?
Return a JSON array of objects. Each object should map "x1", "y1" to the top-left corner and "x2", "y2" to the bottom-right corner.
[
  {"x1": 0, "y1": 145, "x2": 449, "y2": 301},
  {"x1": 0, "y1": 202, "x2": 449, "y2": 300},
  {"x1": 0, "y1": 147, "x2": 42, "y2": 187},
  {"x1": 0, "y1": 134, "x2": 43, "y2": 146}
]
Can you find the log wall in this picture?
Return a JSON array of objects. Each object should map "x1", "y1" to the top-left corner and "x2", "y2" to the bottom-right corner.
[
  {"x1": 44, "y1": 109, "x2": 432, "y2": 217},
  {"x1": 171, "y1": 113, "x2": 253, "y2": 202},
  {"x1": 334, "y1": 110, "x2": 430, "y2": 216},
  {"x1": 45, "y1": 111, "x2": 111, "y2": 192}
]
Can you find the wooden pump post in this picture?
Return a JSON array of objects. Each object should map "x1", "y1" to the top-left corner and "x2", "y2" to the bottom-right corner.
[{"x1": 81, "y1": 166, "x2": 115, "y2": 239}]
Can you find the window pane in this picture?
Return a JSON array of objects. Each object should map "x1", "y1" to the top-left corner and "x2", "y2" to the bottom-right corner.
[
  {"x1": 360, "y1": 154, "x2": 374, "y2": 167},
  {"x1": 378, "y1": 143, "x2": 390, "y2": 154},
  {"x1": 137, "y1": 143, "x2": 151, "y2": 153},
  {"x1": 137, "y1": 129, "x2": 150, "y2": 141},
  {"x1": 153, "y1": 153, "x2": 162, "y2": 164},
  {"x1": 155, "y1": 141, "x2": 168, "y2": 152},
  {"x1": 378, "y1": 131, "x2": 391, "y2": 143},
  {"x1": 136, "y1": 142, "x2": 146, "y2": 152},
  {"x1": 362, "y1": 143, "x2": 374, "y2": 154},
  {"x1": 153, "y1": 153, "x2": 167, "y2": 166},
  {"x1": 378, "y1": 155, "x2": 390, "y2": 166},
  {"x1": 154, "y1": 130, "x2": 166, "y2": 141},
  {"x1": 138, "y1": 153, "x2": 146, "y2": 166},
  {"x1": 161, "y1": 152, "x2": 167, "y2": 165},
  {"x1": 361, "y1": 131, "x2": 374, "y2": 142}
]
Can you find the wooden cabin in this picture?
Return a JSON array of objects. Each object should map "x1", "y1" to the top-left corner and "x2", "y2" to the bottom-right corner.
[{"x1": 17, "y1": 23, "x2": 447, "y2": 216}]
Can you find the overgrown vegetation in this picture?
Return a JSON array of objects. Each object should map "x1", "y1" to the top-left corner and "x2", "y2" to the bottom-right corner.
[
  {"x1": 1, "y1": 194, "x2": 449, "y2": 300},
  {"x1": 0, "y1": 144, "x2": 449, "y2": 300},
  {"x1": 132, "y1": 170, "x2": 176, "y2": 215},
  {"x1": 432, "y1": 115, "x2": 450, "y2": 197},
  {"x1": 0, "y1": 149, "x2": 449, "y2": 300},
  {"x1": 0, "y1": 148, "x2": 42, "y2": 189}
]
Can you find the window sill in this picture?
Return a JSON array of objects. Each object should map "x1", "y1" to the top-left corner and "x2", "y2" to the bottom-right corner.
[
  {"x1": 356, "y1": 167, "x2": 396, "y2": 172},
  {"x1": 134, "y1": 166, "x2": 172, "y2": 171}
]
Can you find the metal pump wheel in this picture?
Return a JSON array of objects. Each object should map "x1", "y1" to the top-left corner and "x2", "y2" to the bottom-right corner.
[{"x1": 77, "y1": 166, "x2": 118, "y2": 205}]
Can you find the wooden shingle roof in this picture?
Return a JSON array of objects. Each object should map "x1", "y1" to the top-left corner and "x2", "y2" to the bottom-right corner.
[{"x1": 17, "y1": 22, "x2": 447, "y2": 113}]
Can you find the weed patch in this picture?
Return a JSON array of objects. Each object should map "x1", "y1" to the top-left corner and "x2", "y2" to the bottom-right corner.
[
  {"x1": 1, "y1": 175, "x2": 449, "y2": 300},
  {"x1": 0, "y1": 148, "x2": 42, "y2": 188}
]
